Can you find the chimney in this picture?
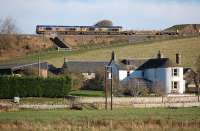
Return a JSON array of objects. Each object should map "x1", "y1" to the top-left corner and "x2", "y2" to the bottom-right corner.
[
  {"x1": 176, "y1": 53, "x2": 181, "y2": 65},
  {"x1": 157, "y1": 50, "x2": 163, "y2": 59},
  {"x1": 111, "y1": 51, "x2": 116, "y2": 61}
]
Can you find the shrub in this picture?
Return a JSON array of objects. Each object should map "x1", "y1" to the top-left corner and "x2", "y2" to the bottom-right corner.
[
  {"x1": 0, "y1": 76, "x2": 71, "y2": 98},
  {"x1": 82, "y1": 72, "x2": 104, "y2": 91}
]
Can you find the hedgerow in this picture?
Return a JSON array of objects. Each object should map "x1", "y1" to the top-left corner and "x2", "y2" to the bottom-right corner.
[{"x1": 0, "y1": 76, "x2": 71, "y2": 98}]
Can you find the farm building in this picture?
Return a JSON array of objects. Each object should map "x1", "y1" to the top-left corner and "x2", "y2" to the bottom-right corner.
[
  {"x1": 0, "y1": 62, "x2": 48, "y2": 77},
  {"x1": 63, "y1": 59, "x2": 109, "y2": 80}
]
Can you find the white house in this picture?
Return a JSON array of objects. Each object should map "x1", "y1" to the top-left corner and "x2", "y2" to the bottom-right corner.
[{"x1": 109, "y1": 52, "x2": 186, "y2": 94}]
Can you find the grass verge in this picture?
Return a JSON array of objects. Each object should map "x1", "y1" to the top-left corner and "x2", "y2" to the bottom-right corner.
[{"x1": 0, "y1": 107, "x2": 200, "y2": 130}]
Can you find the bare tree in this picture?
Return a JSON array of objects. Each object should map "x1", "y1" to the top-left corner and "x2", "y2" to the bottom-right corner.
[
  {"x1": 0, "y1": 17, "x2": 19, "y2": 34},
  {"x1": 126, "y1": 78, "x2": 149, "y2": 97},
  {"x1": 151, "y1": 80, "x2": 165, "y2": 96}
]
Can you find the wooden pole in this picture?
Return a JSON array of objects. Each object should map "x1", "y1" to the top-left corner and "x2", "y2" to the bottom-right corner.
[
  {"x1": 38, "y1": 56, "x2": 40, "y2": 77},
  {"x1": 104, "y1": 66, "x2": 108, "y2": 110},
  {"x1": 111, "y1": 67, "x2": 113, "y2": 110},
  {"x1": 198, "y1": 74, "x2": 200, "y2": 102}
]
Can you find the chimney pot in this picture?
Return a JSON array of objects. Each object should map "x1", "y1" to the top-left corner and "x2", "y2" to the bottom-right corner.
[
  {"x1": 176, "y1": 53, "x2": 181, "y2": 65},
  {"x1": 157, "y1": 50, "x2": 163, "y2": 58},
  {"x1": 111, "y1": 51, "x2": 115, "y2": 61}
]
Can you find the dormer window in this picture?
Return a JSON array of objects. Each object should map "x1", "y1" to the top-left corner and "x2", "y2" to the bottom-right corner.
[{"x1": 172, "y1": 68, "x2": 179, "y2": 77}]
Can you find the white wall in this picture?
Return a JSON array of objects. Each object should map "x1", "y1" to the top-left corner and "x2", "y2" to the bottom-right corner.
[
  {"x1": 144, "y1": 67, "x2": 185, "y2": 94},
  {"x1": 170, "y1": 67, "x2": 185, "y2": 93},
  {"x1": 120, "y1": 67, "x2": 185, "y2": 94},
  {"x1": 144, "y1": 68, "x2": 169, "y2": 93},
  {"x1": 119, "y1": 70, "x2": 142, "y2": 81}
]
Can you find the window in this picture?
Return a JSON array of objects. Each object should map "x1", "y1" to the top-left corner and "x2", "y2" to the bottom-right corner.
[
  {"x1": 172, "y1": 81, "x2": 179, "y2": 90},
  {"x1": 46, "y1": 27, "x2": 52, "y2": 30},
  {"x1": 172, "y1": 68, "x2": 179, "y2": 76},
  {"x1": 127, "y1": 71, "x2": 130, "y2": 77}
]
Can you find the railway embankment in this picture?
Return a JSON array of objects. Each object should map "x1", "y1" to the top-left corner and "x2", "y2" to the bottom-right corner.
[{"x1": 0, "y1": 33, "x2": 197, "y2": 61}]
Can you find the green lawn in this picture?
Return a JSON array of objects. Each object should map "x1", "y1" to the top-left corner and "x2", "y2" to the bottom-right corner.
[
  {"x1": 0, "y1": 97, "x2": 68, "y2": 105},
  {"x1": 2, "y1": 36, "x2": 200, "y2": 69},
  {"x1": 69, "y1": 90, "x2": 104, "y2": 97},
  {"x1": 0, "y1": 107, "x2": 200, "y2": 122}
]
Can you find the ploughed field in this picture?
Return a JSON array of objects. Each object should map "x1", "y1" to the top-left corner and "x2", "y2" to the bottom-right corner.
[
  {"x1": 0, "y1": 107, "x2": 200, "y2": 130},
  {"x1": 5, "y1": 36, "x2": 200, "y2": 69}
]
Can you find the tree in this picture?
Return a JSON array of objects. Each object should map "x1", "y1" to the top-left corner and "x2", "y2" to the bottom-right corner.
[
  {"x1": 94, "y1": 20, "x2": 113, "y2": 27},
  {"x1": 126, "y1": 78, "x2": 149, "y2": 97},
  {"x1": 82, "y1": 72, "x2": 104, "y2": 91},
  {"x1": 151, "y1": 80, "x2": 165, "y2": 96},
  {"x1": 0, "y1": 17, "x2": 19, "y2": 34}
]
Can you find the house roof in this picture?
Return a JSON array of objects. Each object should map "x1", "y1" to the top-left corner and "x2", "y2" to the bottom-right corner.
[
  {"x1": 118, "y1": 58, "x2": 148, "y2": 70},
  {"x1": 63, "y1": 60, "x2": 109, "y2": 73},
  {"x1": 137, "y1": 58, "x2": 174, "y2": 70},
  {"x1": 0, "y1": 62, "x2": 48, "y2": 71},
  {"x1": 118, "y1": 57, "x2": 175, "y2": 70}
]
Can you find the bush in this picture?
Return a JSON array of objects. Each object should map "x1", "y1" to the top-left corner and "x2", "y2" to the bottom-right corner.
[
  {"x1": 0, "y1": 76, "x2": 71, "y2": 98},
  {"x1": 82, "y1": 73, "x2": 104, "y2": 91}
]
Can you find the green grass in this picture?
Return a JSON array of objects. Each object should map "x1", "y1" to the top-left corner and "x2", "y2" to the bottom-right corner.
[
  {"x1": 0, "y1": 97, "x2": 67, "y2": 105},
  {"x1": 69, "y1": 90, "x2": 104, "y2": 97},
  {"x1": 0, "y1": 107, "x2": 200, "y2": 130},
  {"x1": 2, "y1": 36, "x2": 200, "y2": 69},
  {"x1": 0, "y1": 107, "x2": 200, "y2": 122}
]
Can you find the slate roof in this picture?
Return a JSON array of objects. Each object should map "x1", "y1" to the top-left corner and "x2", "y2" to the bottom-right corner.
[
  {"x1": 118, "y1": 58, "x2": 175, "y2": 70},
  {"x1": 118, "y1": 58, "x2": 148, "y2": 70},
  {"x1": 63, "y1": 60, "x2": 109, "y2": 73},
  {"x1": 0, "y1": 62, "x2": 48, "y2": 71},
  {"x1": 137, "y1": 58, "x2": 174, "y2": 70}
]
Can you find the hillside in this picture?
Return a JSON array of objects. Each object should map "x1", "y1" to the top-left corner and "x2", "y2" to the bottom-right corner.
[
  {"x1": 0, "y1": 34, "x2": 181, "y2": 61},
  {"x1": 165, "y1": 24, "x2": 200, "y2": 33},
  {"x1": 0, "y1": 35, "x2": 54, "y2": 61},
  {"x1": 0, "y1": 34, "x2": 138, "y2": 61},
  {"x1": 3, "y1": 36, "x2": 200, "y2": 69}
]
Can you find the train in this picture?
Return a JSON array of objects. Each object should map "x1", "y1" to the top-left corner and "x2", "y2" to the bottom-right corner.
[
  {"x1": 36, "y1": 25, "x2": 133, "y2": 35},
  {"x1": 36, "y1": 25, "x2": 179, "y2": 36}
]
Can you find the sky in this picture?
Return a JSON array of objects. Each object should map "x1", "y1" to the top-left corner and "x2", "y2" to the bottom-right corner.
[{"x1": 0, "y1": 0, "x2": 200, "y2": 34}]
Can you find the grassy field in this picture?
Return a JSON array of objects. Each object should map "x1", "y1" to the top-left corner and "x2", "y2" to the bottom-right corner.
[
  {"x1": 0, "y1": 90, "x2": 104, "y2": 104},
  {"x1": 69, "y1": 90, "x2": 104, "y2": 97},
  {"x1": 2, "y1": 36, "x2": 200, "y2": 69},
  {"x1": 0, "y1": 107, "x2": 200, "y2": 130},
  {"x1": 0, "y1": 97, "x2": 68, "y2": 105}
]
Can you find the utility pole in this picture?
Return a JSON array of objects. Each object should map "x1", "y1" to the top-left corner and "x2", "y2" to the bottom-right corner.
[
  {"x1": 198, "y1": 73, "x2": 200, "y2": 102},
  {"x1": 110, "y1": 67, "x2": 113, "y2": 110},
  {"x1": 105, "y1": 66, "x2": 113, "y2": 110},
  {"x1": 104, "y1": 66, "x2": 108, "y2": 110},
  {"x1": 38, "y1": 56, "x2": 40, "y2": 77}
]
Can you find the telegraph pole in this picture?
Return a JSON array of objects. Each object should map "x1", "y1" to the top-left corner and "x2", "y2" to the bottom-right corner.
[
  {"x1": 38, "y1": 56, "x2": 40, "y2": 77},
  {"x1": 104, "y1": 66, "x2": 108, "y2": 110},
  {"x1": 198, "y1": 74, "x2": 200, "y2": 102},
  {"x1": 110, "y1": 67, "x2": 113, "y2": 110}
]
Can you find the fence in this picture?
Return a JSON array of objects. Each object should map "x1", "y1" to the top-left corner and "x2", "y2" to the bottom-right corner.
[{"x1": 77, "y1": 95, "x2": 200, "y2": 108}]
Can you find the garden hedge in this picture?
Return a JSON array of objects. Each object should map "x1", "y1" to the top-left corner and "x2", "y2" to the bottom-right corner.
[{"x1": 0, "y1": 76, "x2": 71, "y2": 98}]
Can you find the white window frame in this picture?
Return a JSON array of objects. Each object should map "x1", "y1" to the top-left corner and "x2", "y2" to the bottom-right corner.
[
  {"x1": 171, "y1": 81, "x2": 179, "y2": 90},
  {"x1": 172, "y1": 68, "x2": 179, "y2": 77}
]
